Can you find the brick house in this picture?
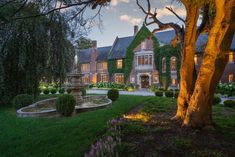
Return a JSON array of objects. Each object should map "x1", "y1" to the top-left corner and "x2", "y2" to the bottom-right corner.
[{"x1": 77, "y1": 25, "x2": 235, "y2": 88}]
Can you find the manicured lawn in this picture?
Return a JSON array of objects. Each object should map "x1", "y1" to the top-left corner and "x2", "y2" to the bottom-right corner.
[{"x1": 0, "y1": 95, "x2": 149, "y2": 157}]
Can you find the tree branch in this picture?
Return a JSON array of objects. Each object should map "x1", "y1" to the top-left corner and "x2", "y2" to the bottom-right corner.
[
  {"x1": 166, "y1": 6, "x2": 185, "y2": 23},
  {"x1": 197, "y1": 4, "x2": 209, "y2": 35}
]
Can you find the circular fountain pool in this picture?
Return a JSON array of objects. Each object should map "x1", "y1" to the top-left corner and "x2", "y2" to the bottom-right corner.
[{"x1": 17, "y1": 95, "x2": 112, "y2": 117}]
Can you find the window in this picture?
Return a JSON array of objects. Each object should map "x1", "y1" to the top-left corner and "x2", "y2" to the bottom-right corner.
[
  {"x1": 172, "y1": 78, "x2": 177, "y2": 85},
  {"x1": 170, "y1": 57, "x2": 177, "y2": 71},
  {"x1": 229, "y1": 74, "x2": 233, "y2": 83},
  {"x1": 141, "y1": 41, "x2": 146, "y2": 50},
  {"x1": 115, "y1": 73, "x2": 124, "y2": 84},
  {"x1": 194, "y1": 55, "x2": 198, "y2": 64},
  {"x1": 101, "y1": 74, "x2": 107, "y2": 82},
  {"x1": 229, "y1": 52, "x2": 234, "y2": 62},
  {"x1": 137, "y1": 55, "x2": 153, "y2": 65},
  {"x1": 153, "y1": 74, "x2": 159, "y2": 83},
  {"x1": 81, "y1": 64, "x2": 90, "y2": 72},
  {"x1": 82, "y1": 75, "x2": 90, "y2": 84},
  {"x1": 97, "y1": 62, "x2": 107, "y2": 70},
  {"x1": 162, "y1": 57, "x2": 166, "y2": 73},
  {"x1": 117, "y1": 59, "x2": 123, "y2": 69}
]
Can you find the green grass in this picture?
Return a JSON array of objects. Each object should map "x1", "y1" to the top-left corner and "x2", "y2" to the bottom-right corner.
[{"x1": 0, "y1": 95, "x2": 149, "y2": 157}]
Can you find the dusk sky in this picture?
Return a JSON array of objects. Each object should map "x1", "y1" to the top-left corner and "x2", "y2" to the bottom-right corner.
[{"x1": 87, "y1": 0, "x2": 186, "y2": 47}]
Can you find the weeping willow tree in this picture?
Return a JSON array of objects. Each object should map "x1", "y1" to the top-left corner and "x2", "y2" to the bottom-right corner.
[
  {"x1": 137, "y1": 0, "x2": 235, "y2": 128},
  {"x1": 0, "y1": 2, "x2": 75, "y2": 105}
]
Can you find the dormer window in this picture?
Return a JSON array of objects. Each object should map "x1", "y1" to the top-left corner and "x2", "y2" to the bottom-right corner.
[{"x1": 117, "y1": 59, "x2": 123, "y2": 69}]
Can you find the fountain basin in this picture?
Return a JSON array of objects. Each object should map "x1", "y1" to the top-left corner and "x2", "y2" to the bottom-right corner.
[{"x1": 17, "y1": 95, "x2": 112, "y2": 117}]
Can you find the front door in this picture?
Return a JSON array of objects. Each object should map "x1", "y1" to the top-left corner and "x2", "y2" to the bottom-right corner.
[{"x1": 140, "y1": 75, "x2": 149, "y2": 88}]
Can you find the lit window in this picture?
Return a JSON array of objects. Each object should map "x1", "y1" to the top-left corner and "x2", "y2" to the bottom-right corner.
[
  {"x1": 81, "y1": 64, "x2": 90, "y2": 72},
  {"x1": 194, "y1": 55, "x2": 198, "y2": 64},
  {"x1": 137, "y1": 55, "x2": 153, "y2": 65},
  {"x1": 172, "y1": 78, "x2": 177, "y2": 85},
  {"x1": 101, "y1": 74, "x2": 107, "y2": 82},
  {"x1": 115, "y1": 73, "x2": 124, "y2": 84},
  {"x1": 117, "y1": 59, "x2": 123, "y2": 69},
  {"x1": 141, "y1": 41, "x2": 146, "y2": 50},
  {"x1": 162, "y1": 57, "x2": 166, "y2": 73},
  {"x1": 229, "y1": 52, "x2": 234, "y2": 62},
  {"x1": 229, "y1": 74, "x2": 233, "y2": 83},
  {"x1": 82, "y1": 75, "x2": 90, "y2": 84},
  {"x1": 170, "y1": 57, "x2": 177, "y2": 71},
  {"x1": 97, "y1": 62, "x2": 107, "y2": 70},
  {"x1": 153, "y1": 74, "x2": 159, "y2": 83}
]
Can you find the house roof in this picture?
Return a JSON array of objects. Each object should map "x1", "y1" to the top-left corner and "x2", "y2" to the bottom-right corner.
[
  {"x1": 77, "y1": 48, "x2": 92, "y2": 63},
  {"x1": 97, "y1": 46, "x2": 112, "y2": 62},
  {"x1": 109, "y1": 36, "x2": 134, "y2": 59}
]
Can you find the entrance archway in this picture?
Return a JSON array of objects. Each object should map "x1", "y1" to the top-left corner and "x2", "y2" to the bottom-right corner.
[{"x1": 140, "y1": 75, "x2": 150, "y2": 88}]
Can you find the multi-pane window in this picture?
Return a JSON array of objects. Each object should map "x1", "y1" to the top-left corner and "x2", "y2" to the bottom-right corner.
[
  {"x1": 229, "y1": 74, "x2": 234, "y2": 83},
  {"x1": 229, "y1": 52, "x2": 234, "y2": 62},
  {"x1": 81, "y1": 64, "x2": 90, "y2": 72},
  {"x1": 97, "y1": 62, "x2": 107, "y2": 70},
  {"x1": 82, "y1": 75, "x2": 90, "y2": 84},
  {"x1": 101, "y1": 74, "x2": 107, "y2": 82},
  {"x1": 115, "y1": 73, "x2": 124, "y2": 84},
  {"x1": 170, "y1": 57, "x2": 177, "y2": 71},
  {"x1": 117, "y1": 59, "x2": 123, "y2": 69},
  {"x1": 172, "y1": 78, "x2": 177, "y2": 85},
  {"x1": 137, "y1": 55, "x2": 153, "y2": 65},
  {"x1": 162, "y1": 57, "x2": 166, "y2": 73}
]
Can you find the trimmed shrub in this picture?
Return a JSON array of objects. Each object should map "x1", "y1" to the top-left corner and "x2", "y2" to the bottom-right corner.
[
  {"x1": 81, "y1": 88, "x2": 86, "y2": 96},
  {"x1": 213, "y1": 96, "x2": 221, "y2": 105},
  {"x1": 59, "y1": 88, "x2": 65, "y2": 94},
  {"x1": 107, "y1": 89, "x2": 119, "y2": 101},
  {"x1": 155, "y1": 91, "x2": 163, "y2": 97},
  {"x1": 56, "y1": 94, "x2": 76, "y2": 116},
  {"x1": 67, "y1": 88, "x2": 72, "y2": 94},
  {"x1": 174, "y1": 92, "x2": 179, "y2": 98},
  {"x1": 224, "y1": 100, "x2": 235, "y2": 107},
  {"x1": 43, "y1": 88, "x2": 50, "y2": 95},
  {"x1": 12, "y1": 94, "x2": 33, "y2": 109},
  {"x1": 50, "y1": 88, "x2": 57, "y2": 94},
  {"x1": 165, "y1": 91, "x2": 174, "y2": 97}
]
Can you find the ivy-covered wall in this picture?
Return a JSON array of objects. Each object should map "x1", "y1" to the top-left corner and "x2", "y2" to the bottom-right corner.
[
  {"x1": 154, "y1": 44, "x2": 181, "y2": 89},
  {"x1": 124, "y1": 25, "x2": 160, "y2": 82},
  {"x1": 108, "y1": 59, "x2": 125, "y2": 78}
]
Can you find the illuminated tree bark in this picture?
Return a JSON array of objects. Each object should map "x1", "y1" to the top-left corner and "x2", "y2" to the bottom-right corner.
[{"x1": 184, "y1": 0, "x2": 235, "y2": 127}]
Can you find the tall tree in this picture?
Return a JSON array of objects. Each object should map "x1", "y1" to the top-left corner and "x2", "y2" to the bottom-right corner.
[
  {"x1": 76, "y1": 36, "x2": 92, "y2": 50},
  {"x1": 137, "y1": 0, "x2": 235, "y2": 128}
]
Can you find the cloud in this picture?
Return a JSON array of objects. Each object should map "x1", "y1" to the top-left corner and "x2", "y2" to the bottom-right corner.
[
  {"x1": 111, "y1": 0, "x2": 130, "y2": 6},
  {"x1": 152, "y1": 5, "x2": 186, "y2": 19},
  {"x1": 119, "y1": 15, "x2": 142, "y2": 25}
]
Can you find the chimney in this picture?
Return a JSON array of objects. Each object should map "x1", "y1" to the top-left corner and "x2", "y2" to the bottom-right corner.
[
  {"x1": 92, "y1": 40, "x2": 97, "y2": 49},
  {"x1": 134, "y1": 25, "x2": 139, "y2": 35}
]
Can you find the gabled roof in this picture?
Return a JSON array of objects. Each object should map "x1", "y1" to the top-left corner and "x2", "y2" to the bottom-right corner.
[
  {"x1": 97, "y1": 46, "x2": 112, "y2": 62},
  {"x1": 77, "y1": 48, "x2": 92, "y2": 63},
  {"x1": 109, "y1": 36, "x2": 134, "y2": 59}
]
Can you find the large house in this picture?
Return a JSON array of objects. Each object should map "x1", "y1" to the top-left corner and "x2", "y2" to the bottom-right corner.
[{"x1": 78, "y1": 25, "x2": 235, "y2": 89}]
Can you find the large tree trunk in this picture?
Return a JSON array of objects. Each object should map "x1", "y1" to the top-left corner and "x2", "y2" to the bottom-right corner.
[
  {"x1": 173, "y1": 4, "x2": 200, "y2": 121},
  {"x1": 184, "y1": 0, "x2": 235, "y2": 128}
]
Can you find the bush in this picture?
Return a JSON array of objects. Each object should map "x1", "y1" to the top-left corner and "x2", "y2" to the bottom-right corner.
[
  {"x1": 81, "y1": 88, "x2": 86, "y2": 96},
  {"x1": 59, "y1": 88, "x2": 65, "y2": 94},
  {"x1": 213, "y1": 96, "x2": 221, "y2": 105},
  {"x1": 174, "y1": 92, "x2": 179, "y2": 98},
  {"x1": 43, "y1": 88, "x2": 50, "y2": 95},
  {"x1": 50, "y1": 88, "x2": 57, "y2": 94},
  {"x1": 107, "y1": 89, "x2": 119, "y2": 101},
  {"x1": 56, "y1": 94, "x2": 76, "y2": 116},
  {"x1": 150, "y1": 84, "x2": 158, "y2": 92},
  {"x1": 155, "y1": 91, "x2": 163, "y2": 97},
  {"x1": 12, "y1": 94, "x2": 34, "y2": 109},
  {"x1": 67, "y1": 88, "x2": 72, "y2": 94},
  {"x1": 224, "y1": 100, "x2": 235, "y2": 107},
  {"x1": 165, "y1": 91, "x2": 174, "y2": 97}
]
